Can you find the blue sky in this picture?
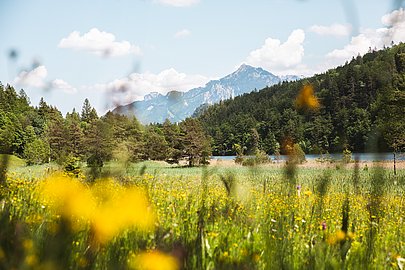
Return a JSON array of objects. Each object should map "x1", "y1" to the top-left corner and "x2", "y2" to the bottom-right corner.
[{"x1": 1, "y1": 0, "x2": 404, "y2": 114}]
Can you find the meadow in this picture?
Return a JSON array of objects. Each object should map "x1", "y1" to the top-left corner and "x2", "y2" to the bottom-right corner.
[{"x1": 1, "y1": 156, "x2": 405, "y2": 270}]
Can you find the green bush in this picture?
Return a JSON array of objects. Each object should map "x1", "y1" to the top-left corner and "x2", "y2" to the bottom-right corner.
[
  {"x1": 241, "y1": 149, "x2": 270, "y2": 166},
  {"x1": 64, "y1": 156, "x2": 83, "y2": 178},
  {"x1": 24, "y1": 139, "x2": 50, "y2": 165},
  {"x1": 87, "y1": 154, "x2": 104, "y2": 168},
  {"x1": 287, "y1": 143, "x2": 306, "y2": 164},
  {"x1": 342, "y1": 149, "x2": 352, "y2": 163}
]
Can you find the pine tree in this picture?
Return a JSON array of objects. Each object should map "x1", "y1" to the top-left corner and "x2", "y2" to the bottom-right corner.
[
  {"x1": 65, "y1": 110, "x2": 83, "y2": 158},
  {"x1": 81, "y1": 98, "x2": 94, "y2": 123},
  {"x1": 180, "y1": 118, "x2": 211, "y2": 166}
]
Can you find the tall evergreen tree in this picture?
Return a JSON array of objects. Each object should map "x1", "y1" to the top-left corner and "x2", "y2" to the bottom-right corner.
[
  {"x1": 81, "y1": 98, "x2": 97, "y2": 123},
  {"x1": 180, "y1": 118, "x2": 211, "y2": 166}
]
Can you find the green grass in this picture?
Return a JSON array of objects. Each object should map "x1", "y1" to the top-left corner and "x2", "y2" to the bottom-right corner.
[
  {"x1": 0, "y1": 154, "x2": 25, "y2": 168},
  {"x1": 1, "y1": 159, "x2": 405, "y2": 269}
]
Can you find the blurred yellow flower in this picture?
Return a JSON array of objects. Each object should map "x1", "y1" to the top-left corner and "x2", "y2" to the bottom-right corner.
[
  {"x1": 295, "y1": 84, "x2": 320, "y2": 110},
  {"x1": 253, "y1": 253, "x2": 260, "y2": 262},
  {"x1": 36, "y1": 174, "x2": 155, "y2": 244},
  {"x1": 38, "y1": 174, "x2": 95, "y2": 221},
  {"x1": 327, "y1": 230, "x2": 346, "y2": 245},
  {"x1": 23, "y1": 239, "x2": 34, "y2": 251},
  {"x1": 92, "y1": 185, "x2": 155, "y2": 243},
  {"x1": 130, "y1": 251, "x2": 179, "y2": 270},
  {"x1": 24, "y1": 254, "x2": 38, "y2": 267}
]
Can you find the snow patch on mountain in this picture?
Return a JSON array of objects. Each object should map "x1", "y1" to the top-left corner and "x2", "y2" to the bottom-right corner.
[{"x1": 112, "y1": 65, "x2": 303, "y2": 124}]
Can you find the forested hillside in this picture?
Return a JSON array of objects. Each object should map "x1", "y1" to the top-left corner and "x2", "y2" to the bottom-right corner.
[
  {"x1": 199, "y1": 44, "x2": 405, "y2": 156},
  {"x1": 0, "y1": 86, "x2": 210, "y2": 167},
  {"x1": 2, "y1": 44, "x2": 405, "y2": 164}
]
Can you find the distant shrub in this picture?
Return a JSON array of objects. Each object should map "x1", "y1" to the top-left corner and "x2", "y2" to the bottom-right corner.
[
  {"x1": 241, "y1": 158, "x2": 255, "y2": 166},
  {"x1": 64, "y1": 156, "x2": 83, "y2": 178},
  {"x1": 254, "y1": 149, "x2": 271, "y2": 164},
  {"x1": 342, "y1": 149, "x2": 352, "y2": 163},
  {"x1": 87, "y1": 154, "x2": 104, "y2": 168},
  {"x1": 24, "y1": 139, "x2": 50, "y2": 165},
  {"x1": 287, "y1": 143, "x2": 306, "y2": 164},
  {"x1": 233, "y1": 143, "x2": 244, "y2": 165},
  {"x1": 241, "y1": 149, "x2": 270, "y2": 166},
  {"x1": 234, "y1": 155, "x2": 244, "y2": 164},
  {"x1": 315, "y1": 154, "x2": 334, "y2": 163}
]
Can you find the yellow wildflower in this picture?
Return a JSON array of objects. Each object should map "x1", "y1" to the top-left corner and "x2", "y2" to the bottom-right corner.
[
  {"x1": 92, "y1": 186, "x2": 155, "y2": 243},
  {"x1": 24, "y1": 254, "x2": 38, "y2": 267},
  {"x1": 23, "y1": 239, "x2": 34, "y2": 251},
  {"x1": 38, "y1": 174, "x2": 95, "y2": 222},
  {"x1": 327, "y1": 230, "x2": 346, "y2": 245},
  {"x1": 36, "y1": 174, "x2": 155, "y2": 244},
  {"x1": 130, "y1": 251, "x2": 179, "y2": 270}
]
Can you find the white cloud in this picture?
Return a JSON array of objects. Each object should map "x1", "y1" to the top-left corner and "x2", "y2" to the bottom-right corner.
[
  {"x1": 58, "y1": 28, "x2": 141, "y2": 57},
  {"x1": 309, "y1": 23, "x2": 351, "y2": 37},
  {"x1": 381, "y1": 8, "x2": 405, "y2": 26},
  {"x1": 109, "y1": 68, "x2": 208, "y2": 97},
  {"x1": 51, "y1": 79, "x2": 77, "y2": 94},
  {"x1": 174, "y1": 29, "x2": 191, "y2": 38},
  {"x1": 14, "y1": 66, "x2": 47, "y2": 88},
  {"x1": 245, "y1": 29, "x2": 305, "y2": 74},
  {"x1": 86, "y1": 68, "x2": 209, "y2": 108},
  {"x1": 157, "y1": 0, "x2": 199, "y2": 7},
  {"x1": 326, "y1": 8, "x2": 405, "y2": 63},
  {"x1": 326, "y1": 34, "x2": 371, "y2": 60},
  {"x1": 14, "y1": 65, "x2": 76, "y2": 94}
]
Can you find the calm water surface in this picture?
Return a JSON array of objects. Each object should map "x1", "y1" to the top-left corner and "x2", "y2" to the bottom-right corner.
[{"x1": 211, "y1": 153, "x2": 405, "y2": 161}]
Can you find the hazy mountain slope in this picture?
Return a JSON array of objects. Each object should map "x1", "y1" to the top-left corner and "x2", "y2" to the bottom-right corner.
[{"x1": 113, "y1": 64, "x2": 300, "y2": 124}]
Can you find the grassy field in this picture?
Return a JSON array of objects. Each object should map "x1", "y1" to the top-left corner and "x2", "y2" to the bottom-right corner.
[{"x1": 1, "y1": 158, "x2": 405, "y2": 269}]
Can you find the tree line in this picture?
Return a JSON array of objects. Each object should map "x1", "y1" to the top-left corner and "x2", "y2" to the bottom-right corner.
[
  {"x1": 0, "y1": 87, "x2": 211, "y2": 167},
  {"x1": 2, "y1": 44, "x2": 404, "y2": 165},
  {"x1": 198, "y1": 43, "x2": 405, "y2": 156}
]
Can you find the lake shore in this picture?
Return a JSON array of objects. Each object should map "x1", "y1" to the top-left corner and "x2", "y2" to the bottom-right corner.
[{"x1": 209, "y1": 158, "x2": 405, "y2": 170}]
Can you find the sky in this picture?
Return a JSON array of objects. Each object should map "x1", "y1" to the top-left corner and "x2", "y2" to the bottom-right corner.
[{"x1": 1, "y1": 0, "x2": 405, "y2": 115}]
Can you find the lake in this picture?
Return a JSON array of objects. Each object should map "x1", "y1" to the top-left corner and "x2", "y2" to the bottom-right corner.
[{"x1": 211, "y1": 152, "x2": 405, "y2": 161}]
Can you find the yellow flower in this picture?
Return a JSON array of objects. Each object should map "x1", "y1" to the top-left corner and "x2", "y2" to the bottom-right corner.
[
  {"x1": 253, "y1": 253, "x2": 260, "y2": 262},
  {"x1": 38, "y1": 174, "x2": 96, "y2": 223},
  {"x1": 36, "y1": 174, "x2": 155, "y2": 244},
  {"x1": 92, "y1": 186, "x2": 155, "y2": 243},
  {"x1": 327, "y1": 230, "x2": 346, "y2": 245},
  {"x1": 208, "y1": 232, "x2": 219, "y2": 238},
  {"x1": 295, "y1": 84, "x2": 320, "y2": 110},
  {"x1": 23, "y1": 239, "x2": 34, "y2": 251},
  {"x1": 130, "y1": 251, "x2": 179, "y2": 270},
  {"x1": 24, "y1": 254, "x2": 38, "y2": 267}
]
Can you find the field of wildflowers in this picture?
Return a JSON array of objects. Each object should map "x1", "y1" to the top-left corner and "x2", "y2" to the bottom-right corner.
[{"x1": 0, "y1": 159, "x2": 404, "y2": 269}]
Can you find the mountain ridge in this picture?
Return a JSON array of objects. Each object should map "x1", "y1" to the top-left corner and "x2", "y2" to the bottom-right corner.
[{"x1": 113, "y1": 65, "x2": 301, "y2": 124}]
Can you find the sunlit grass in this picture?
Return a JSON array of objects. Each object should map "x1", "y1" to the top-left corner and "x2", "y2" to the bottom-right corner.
[{"x1": 1, "y1": 160, "x2": 405, "y2": 269}]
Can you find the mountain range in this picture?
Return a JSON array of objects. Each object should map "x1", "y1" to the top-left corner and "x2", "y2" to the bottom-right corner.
[{"x1": 112, "y1": 64, "x2": 301, "y2": 124}]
